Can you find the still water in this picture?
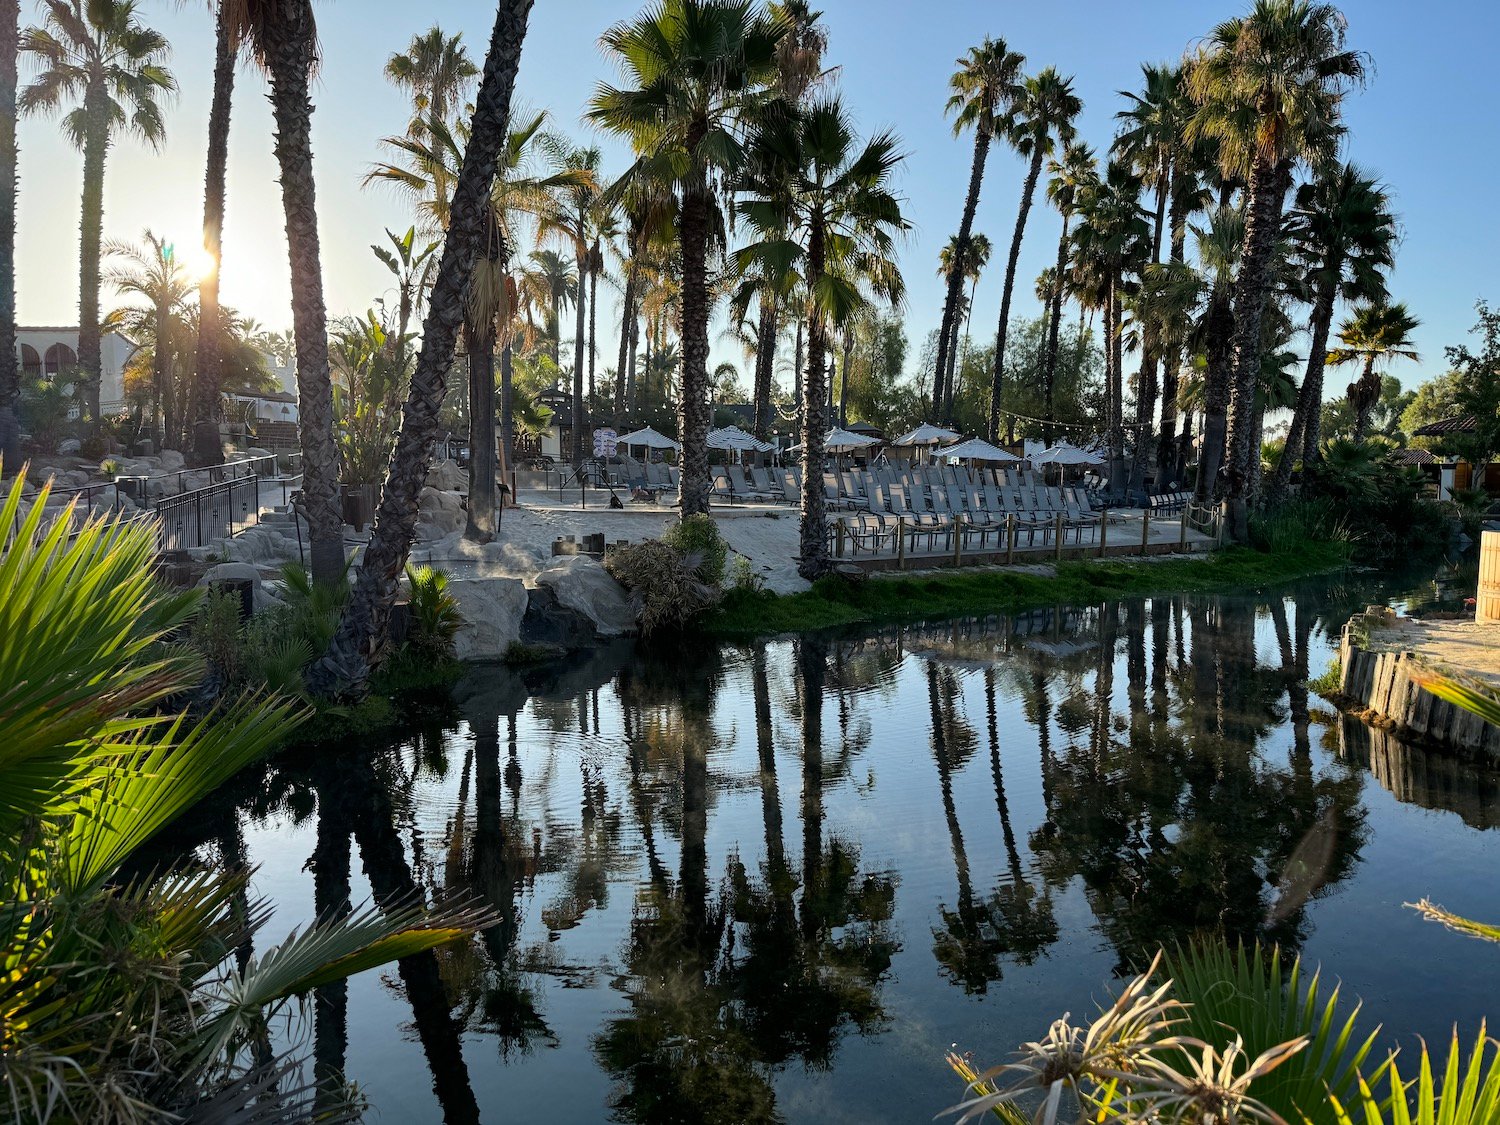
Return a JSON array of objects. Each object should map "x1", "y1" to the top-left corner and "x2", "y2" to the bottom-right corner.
[{"x1": 166, "y1": 567, "x2": 1500, "y2": 1124}]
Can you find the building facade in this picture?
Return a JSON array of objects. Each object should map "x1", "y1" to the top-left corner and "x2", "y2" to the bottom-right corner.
[{"x1": 15, "y1": 327, "x2": 137, "y2": 407}]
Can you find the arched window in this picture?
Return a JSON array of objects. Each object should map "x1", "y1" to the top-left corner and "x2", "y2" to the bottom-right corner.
[
  {"x1": 43, "y1": 343, "x2": 76, "y2": 378},
  {"x1": 19, "y1": 344, "x2": 40, "y2": 379}
]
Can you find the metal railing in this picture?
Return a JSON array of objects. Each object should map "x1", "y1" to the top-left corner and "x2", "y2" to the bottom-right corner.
[{"x1": 154, "y1": 475, "x2": 264, "y2": 552}]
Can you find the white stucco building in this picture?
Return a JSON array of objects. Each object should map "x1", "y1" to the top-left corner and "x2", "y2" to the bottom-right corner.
[{"x1": 15, "y1": 327, "x2": 137, "y2": 405}]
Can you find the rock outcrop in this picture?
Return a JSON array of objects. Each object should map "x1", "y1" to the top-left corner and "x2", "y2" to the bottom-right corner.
[{"x1": 448, "y1": 576, "x2": 528, "y2": 661}]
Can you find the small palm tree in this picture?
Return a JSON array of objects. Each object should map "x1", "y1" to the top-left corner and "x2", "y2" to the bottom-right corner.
[
  {"x1": 938, "y1": 231, "x2": 991, "y2": 392},
  {"x1": 1041, "y1": 141, "x2": 1096, "y2": 439},
  {"x1": 371, "y1": 226, "x2": 439, "y2": 344},
  {"x1": 101, "y1": 229, "x2": 194, "y2": 444},
  {"x1": 1330, "y1": 302, "x2": 1420, "y2": 441},
  {"x1": 19, "y1": 0, "x2": 175, "y2": 430},
  {"x1": 736, "y1": 95, "x2": 908, "y2": 580},
  {"x1": 935, "y1": 37, "x2": 1025, "y2": 419},
  {"x1": 589, "y1": 0, "x2": 786, "y2": 517},
  {"x1": 990, "y1": 67, "x2": 1082, "y2": 443}
]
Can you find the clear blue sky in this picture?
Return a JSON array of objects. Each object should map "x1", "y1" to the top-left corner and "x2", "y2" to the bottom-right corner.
[{"x1": 13, "y1": 0, "x2": 1494, "y2": 391}]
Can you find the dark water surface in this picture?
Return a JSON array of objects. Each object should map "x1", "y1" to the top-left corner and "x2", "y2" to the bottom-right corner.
[{"x1": 170, "y1": 565, "x2": 1500, "y2": 1124}]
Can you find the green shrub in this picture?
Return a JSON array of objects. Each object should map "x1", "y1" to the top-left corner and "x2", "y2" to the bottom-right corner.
[
  {"x1": 1249, "y1": 497, "x2": 1351, "y2": 554},
  {"x1": 1309, "y1": 659, "x2": 1342, "y2": 697},
  {"x1": 1297, "y1": 441, "x2": 1449, "y2": 561},
  {"x1": 189, "y1": 587, "x2": 245, "y2": 684},
  {"x1": 728, "y1": 554, "x2": 765, "y2": 594},
  {"x1": 664, "y1": 512, "x2": 728, "y2": 585},
  {"x1": 405, "y1": 564, "x2": 463, "y2": 658},
  {"x1": 19, "y1": 377, "x2": 74, "y2": 453},
  {"x1": 605, "y1": 538, "x2": 722, "y2": 635}
]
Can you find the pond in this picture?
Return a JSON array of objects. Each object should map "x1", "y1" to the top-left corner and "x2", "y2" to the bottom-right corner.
[{"x1": 162, "y1": 563, "x2": 1500, "y2": 1124}]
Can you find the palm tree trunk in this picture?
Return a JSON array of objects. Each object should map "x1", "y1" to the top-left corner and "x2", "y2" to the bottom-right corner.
[
  {"x1": 153, "y1": 290, "x2": 170, "y2": 447},
  {"x1": 311, "y1": 0, "x2": 535, "y2": 696},
  {"x1": 677, "y1": 127, "x2": 713, "y2": 516},
  {"x1": 465, "y1": 318, "x2": 497, "y2": 539},
  {"x1": 1352, "y1": 355, "x2": 1378, "y2": 441},
  {"x1": 989, "y1": 146, "x2": 1044, "y2": 443},
  {"x1": 1222, "y1": 157, "x2": 1288, "y2": 535},
  {"x1": 77, "y1": 97, "x2": 108, "y2": 430},
  {"x1": 792, "y1": 313, "x2": 803, "y2": 428},
  {"x1": 752, "y1": 294, "x2": 776, "y2": 440},
  {"x1": 587, "y1": 250, "x2": 598, "y2": 406},
  {"x1": 1268, "y1": 265, "x2": 1339, "y2": 505},
  {"x1": 263, "y1": 4, "x2": 344, "y2": 584},
  {"x1": 499, "y1": 335, "x2": 514, "y2": 491},
  {"x1": 935, "y1": 129, "x2": 990, "y2": 418},
  {"x1": 1107, "y1": 281, "x2": 1126, "y2": 491},
  {"x1": 1042, "y1": 216, "x2": 1070, "y2": 444},
  {"x1": 1157, "y1": 194, "x2": 1188, "y2": 484},
  {"x1": 0, "y1": 0, "x2": 15, "y2": 468},
  {"x1": 570, "y1": 241, "x2": 587, "y2": 467},
  {"x1": 613, "y1": 258, "x2": 635, "y2": 426},
  {"x1": 191, "y1": 6, "x2": 234, "y2": 468},
  {"x1": 798, "y1": 219, "x2": 830, "y2": 580},
  {"x1": 1194, "y1": 289, "x2": 1234, "y2": 505},
  {"x1": 837, "y1": 328, "x2": 852, "y2": 428},
  {"x1": 625, "y1": 305, "x2": 638, "y2": 414}
]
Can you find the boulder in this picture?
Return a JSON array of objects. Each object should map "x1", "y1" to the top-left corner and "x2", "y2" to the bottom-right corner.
[
  {"x1": 57, "y1": 438, "x2": 81, "y2": 455},
  {"x1": 426, "y1": 459, "x2": 467, "y2": 492},
  {"x1": 520, "y1": 583, "x2": 597, "y2": 651},
  {"x1": 216, "y1": 526, "x2": 298, "y2": 565},
  {"x1": 158, "y1": 449, "x2": 186, "y2": 473},
  {"x1": 197, "y1": 560, "x2": 283, "y2": 613},
  {"x1": 534, "y1": 555, "x2": 636, "y2": 637},
  {"x1": 448, "y1": 576, "x2": 528, "y2": 661},
  {"x1": 418, "y1": 487, "x2": 466, "y2": 535}
]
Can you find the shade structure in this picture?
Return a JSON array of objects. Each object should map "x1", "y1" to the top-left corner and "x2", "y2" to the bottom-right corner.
[
  {"x1": 889, "y1": 422, "x2": 961, "y2": 448},
  {"x1": 938, "y1": 437, "x2": 1023, "y2": 463},
  {"x1": 823, "y1": 427, "x2": 880, "y2": 453},
  {"x1": 1033, "y1": 442, "x2": 1104, "y2": 466},
  {"x1": 615, "y1": 426, "x2": 681, "y2": 451},
  {"x1": 707, "y1": 425, "x2": 774, "y2": 453}
]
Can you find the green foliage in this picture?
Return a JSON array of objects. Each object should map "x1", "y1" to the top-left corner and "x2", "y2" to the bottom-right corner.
[
  {"x1": 405, "y1": 564, "x2": 463, "y2": 658},
  {"x1": 1401, "y1": 370, "x2": 1467, "y2": 451},
  {"x1": 190, "y1": 586, "x2": 245, "y2": 685},
  {"x1": 19, "y1": 377, "x2": 75, "y2": 453},
  {"x1": 663, "y1": 513, "x2": 728, "y2": 585},
  {"x1": 1303, "y1": 440, "x2": 1449, "y2": 562},
  {"x1": 1445, "y1": 301, "x2": 1500, "y2": 466},
  {"x1": 1309, "y1": 660, "x2": 1342, "y2": 698},
  {"x1": 1249, "y1": 497, "x2": 1351, "y2": 554},
  {"x1": 0, "y1": 475, "x2": 485, "y2": 1122},
  {"x1": 332, "y1": 311, "x2": 413, "y2": 488},
  {"x1": 728, "y1": 555, "x2": 766, "y2": 594},
  {"x1": 605, "y1": 538, "x2": 723, "y2": 636}
]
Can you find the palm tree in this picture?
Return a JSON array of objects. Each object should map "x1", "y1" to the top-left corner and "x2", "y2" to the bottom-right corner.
[
  {"x1": 518, "y1": 247, "x2": 576, "y2": 362},
  {"x1": 1190, "y1": 205, "x2": 1245, "y2": 503},
  {"x1": 736, "y1": 96, "x2": 907, "y2": 580},
  {"x1": 935, "y1": 37, "x2": 1025, "y2": 420},
  {"x1": 102, "y1": 229, "x2": 193, "y2": 444},
  {"x1": 1329, "y1": 302, "x2": 1419, "y2": 441},
  {"x1": 0, "y1": 0, "x2": 19, "y2": 467},
  {"x1": 540, "y1": 139, "x2": 602, "y2": 468},
  {"x1": 1114, "y1": 62, "x2": 1194, "y2": 486},
  {"x1": 1041, "y1": 142, "x2": 1096, "y2": 441},
  {"x1": 188, "y1": 2, "x2": 237, "y2": 468},
  {"x1": 19, "y1": 0, "x2": 175, "y2": 432},
  {"x1": 371, "y1": 225, "x2": 438, "y2": 344},
  {"x1": 590, "y1": 0, "x2": 786, "y2": 517},
  {"x1": 1188, "y1": 0, "x2": 1364, "y2": 533},
  {"x1": 938, "y1": 231, "x2": 991, "y2": 393},
  {"x1": 312, "y1": 0, "x2": 536, "y2": 694},
  {"x1": 1266, "y1": 164, "x2": 1395, "y2": 502},
  {"x1": 990, "y1": 67, "x2": 1081, "y2": 444},
  {"x1": 385, "y1": 25, "x2": 477, "y2": 144}
]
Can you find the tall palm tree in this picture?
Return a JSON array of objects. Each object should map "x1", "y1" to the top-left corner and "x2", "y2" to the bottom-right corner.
[
  {"x1": 222, "y1": 0, "x2": 343, "y2": 584},
  {"x1": 19, "y1": 0, "x2": 175, "y2": 431},
  {"x1": 1041, "y1": 141, "x2": 1096, "y2": 441},
  {"x1": 0, "y1": 0, "x2": 18, "y2": 467},
  {"x1": 1189, "y1": 204, "x2": 1245, "y2": 503},
  {"x1": 990, "y1": 67, "x2": 1081, "y2": 444},
  {"x1": 1266, "y1": 164, "x2": 1395, "y2": 502},
  {"x1": 1188, "y1": 0, "x2": 1364, "y2": 532},
  {"x1": 935, "y1": 37, "x2": 1024, "y2": 420},
  {"x1": 736, "y1": 96, "x2": 907, "y2": 580},
  {"x1": 102, "y1": 229, "x2": 193, "y2": 444},
  {"x1": 369, "y1": 109, "x2": 573, "y2": 536},
  {"x1": 590, "y1": 0, "x2": 786, "y2": 517},
  {"x1": 1329, "y1": 301, "x2": 1419, "y2": 441},
  {"x1": 1114, "y1": 62, "x2": 1193, "y2": 486},
  {"x1": 540, "y1": 139, "x2": 602, "y2": 467},
  {"x1": 186, "y1": 2, "x2": 239, "y2": 469},
  {"x1": 938, "y1": 231, "x2": 990, "y2": 397},
  {"x1": 312, "y1": 0, "x2": 536, "y2": 694},
  {"x1": 385, "y1": 26, "x2": 477, "y2": 144},
  {"x1": 518, "y1": 247, "x2": 576, "y2": 362}
]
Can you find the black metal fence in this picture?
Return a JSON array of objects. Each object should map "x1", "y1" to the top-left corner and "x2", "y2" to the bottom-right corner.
[{"x1": 153, "y1": 475, "x2": 264, "y2": 552}]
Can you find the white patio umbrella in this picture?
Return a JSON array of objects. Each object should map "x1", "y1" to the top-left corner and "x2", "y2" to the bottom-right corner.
[
  {"x1": 707, "y1": 425, "x2": 774, "y2": 453},
  {"x1": 615, "y1": 426, "x2": 681, "y2": 451},
  {"x1": 823, "y1": 427, "x2": 880, "y2": 453},
  {"x1": 889, "y1": 422, "x2": 961, "y2": 448},
  {"x1": 1034, "y1": 442, "x2": 1104, "y2": 466},
  {"x1": 938, "y1": 436, "x2": 1023, "y2": 463}
]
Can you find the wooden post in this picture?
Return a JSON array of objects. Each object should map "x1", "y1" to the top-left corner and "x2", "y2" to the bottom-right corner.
[
  {"x1": 1098, "y1": 512, "x2": 1108, "y2": 558},
  {"x1": 1179, "y1": 510, "x2": 1189, "y2": 552},
  {"x1": 897, "y1": 516, "x2": 906, "y2": 569},
  {"x1": 1054, "y1": 512, "x2": 1064, "y2": 563},
  {"x1": 1006, "y1": 514, "x2": 1017, "y2": 566},
  {"x1": 952, "y1": 516, "x2": 963, "y2": 567},
  {"x1": 837, "y1": 518, "x2": 847, "y2": 558},
  {"x1": 1140, "y1": 507, "x2": 1151, "y2": 556}
]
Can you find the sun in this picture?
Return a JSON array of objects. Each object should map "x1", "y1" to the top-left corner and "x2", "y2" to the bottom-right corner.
[{"x1": 178, "y1": 243, "x2": 218, "y2": 282}]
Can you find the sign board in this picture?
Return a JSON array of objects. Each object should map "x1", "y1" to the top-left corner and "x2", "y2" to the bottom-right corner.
[{"x1": 593, "y1": 428, "x2": 618, "y2": 458}]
